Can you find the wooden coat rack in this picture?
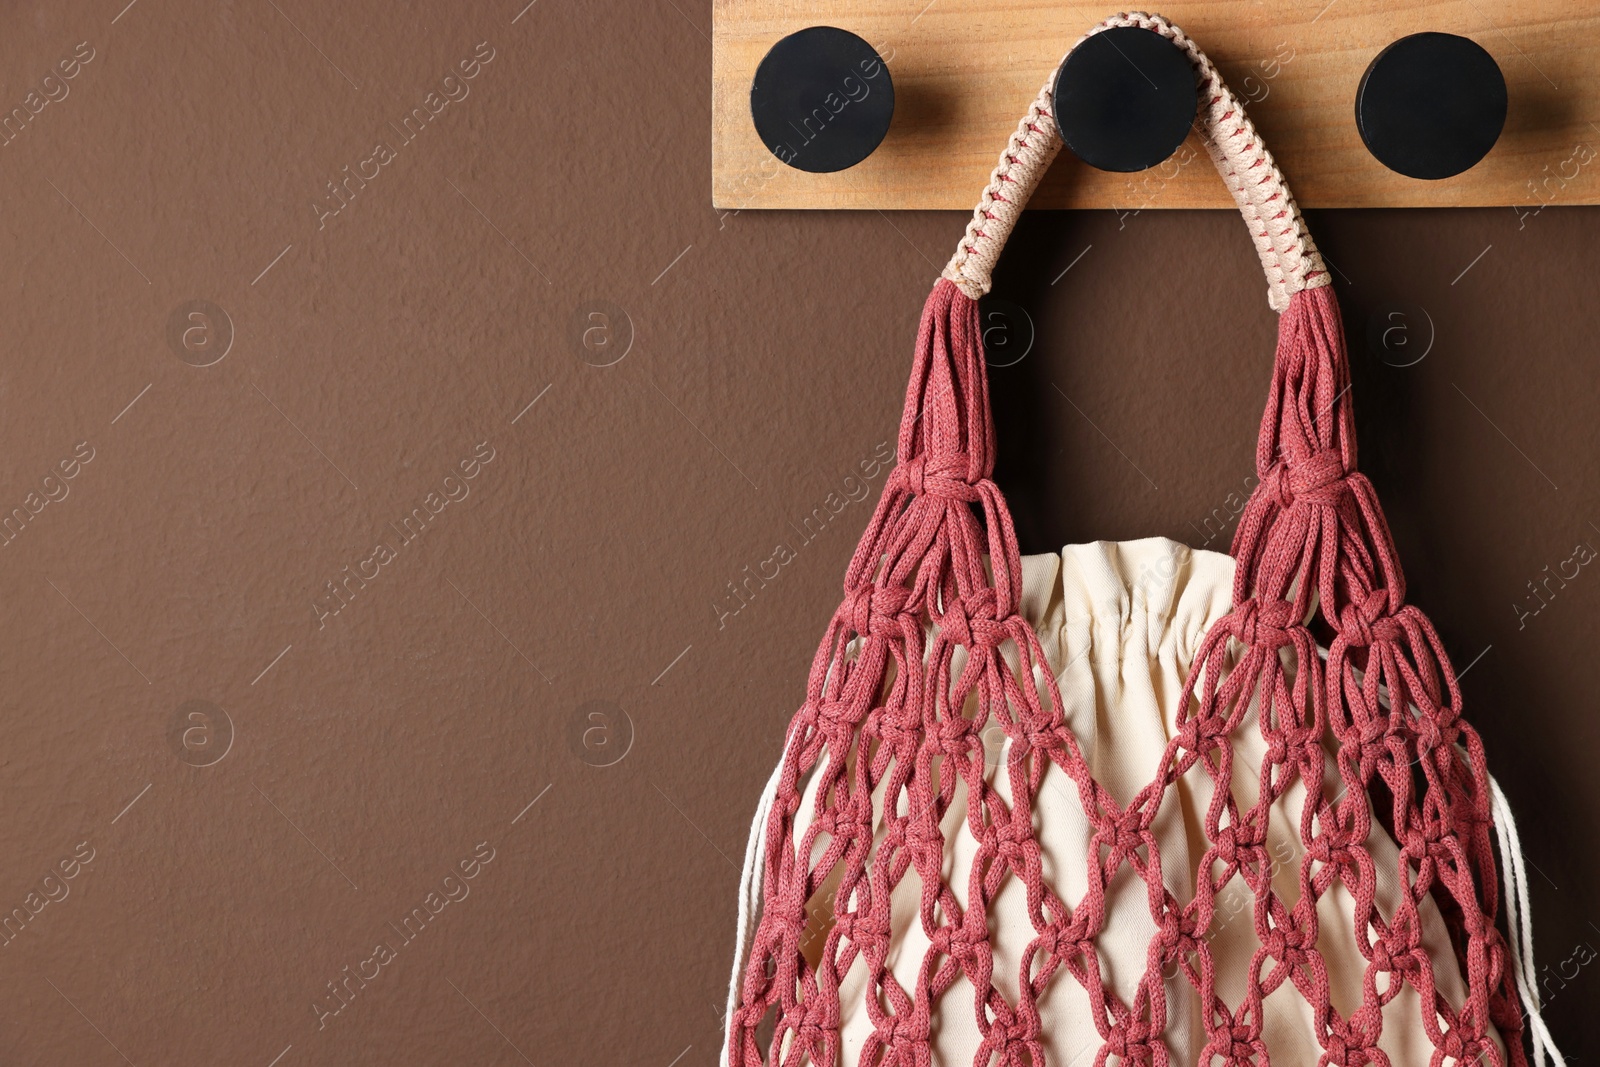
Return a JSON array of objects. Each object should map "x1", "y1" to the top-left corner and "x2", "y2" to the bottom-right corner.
[{"x1": 711, "y1": 1, "x2": 1600, "y2": 211}]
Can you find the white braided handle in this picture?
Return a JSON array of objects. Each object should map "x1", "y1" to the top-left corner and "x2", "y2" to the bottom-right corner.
[{"x1": 941, "y1": 11, "x2": 1330, "y2": 313}]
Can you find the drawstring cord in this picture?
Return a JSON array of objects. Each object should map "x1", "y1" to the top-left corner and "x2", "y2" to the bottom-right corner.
[{"x1": 1490, "y1": 774, "x2": 1567, "y2": 1067}]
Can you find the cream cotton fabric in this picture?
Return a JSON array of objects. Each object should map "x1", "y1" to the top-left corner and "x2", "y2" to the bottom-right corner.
[{"x1": 737, "y1": 537, "x2": 1496, "y2": 1067}]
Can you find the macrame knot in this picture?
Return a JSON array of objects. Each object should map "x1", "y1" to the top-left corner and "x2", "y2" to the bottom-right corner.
[
  {"x1": 991, "y1": 1012, "x2": 1040, "y2": 1055},
  {"x1": 1213, "y1": 825, "x2": 1240, "y2": 866},
  {"x1": 1266, "y1": 447, "x2": 1346, "y2": 509},
  {"x1": 1030, "y1": 922, "x2": 1064, "y2": 961},
  {"x1": 1435, "y1": 1028, "x2": 1478, "y2": 1064},
  {"x1": 936, "y1": 714, "x2": 980, "y2": 759},
  {"x1": 1336, "y1": 587, "x2": 1391, "y2": 648},
  {"x1": 1102, "y1": 1023, "x2": 1156, "y2": 1065},
  {"x1": 796, "y1": 991, "x2": 840, "y2": 1033},
  {"x1": 1373, "y1": 936, "x2": 1425, "y2": 983},
  {"x1": 893, "y1": 451, "x2": 978, "y2": 502},
  {"x1": 1280, "y1": 725, "x2": 1323, "y2": 772},
  {"x1": 930, "y1": 923, "x2": 983, "y2": 966},
  {"x1": 1263, "y1": 735, "x2": 1289, "y2": 767},
  {"x1": 1356, "y1": 719, "x2": 1397, "y2": 771},
  {"x1": 1261, "y1": 924, "x2": 1310, "y2": 967},
  {"x1": 1151, "y1": 913, "x2": 1191, "y2": 957},
  {"x1": 809, "y1": 809, "x2": 841, "y2": 840},
  {"x1": 881, "y1": 1012, "x2": 929, "y2": 1053},
  {"x1": 1176, "y1": 712, "x2": 1227, "y2": 759},
  {"x1": 1303, "y1": 829, "x2": 1347, "y2": 868},
  {"x1": 766, "y1": 888, "x2": 807, "y2": 932},
  {"x1": 1107, "y1": 813, "x2": 1147, "y2": 865},
  {"x1": 1320, "y1": 1032, "x2": 1352, "y2": 1066},
  {"x1": 845, "y1": 582, "x2": 912, "y2": 639},
  {"x1": 781, "y1": 1003, "x2": 837, "y2": 1058},
  {"x1": 836, "y1": 905, "x2": 887, "y2": 949},
  {"x1": 1369, "y1": 936, "x2": 1394, "y2": 973},
  {"x1": 1232, "y1": 597, "x2": 1297, "y2": 649},
  {"x1": 1037, "y1": 921, "x2": 1095, "y2": 973},
  {"x1": 1321, "y1": 1015, "x2": 1388, "y2": 1067},
  {"x1": 1411, "y1": 715, "x2": 1443, "y2": 754},
  {"x1": 1159, "y1": 917, "x2": 1210, "y2": 987},
  {"x1": 877, "y1": 718, "x2": 919, "y2": 758},
  {"x1": 1212, "y1": 1024, "x2": 1261, "y2": 1064},
  {"x1": 992, "y1": 811, "x2": 1036, "y2": 867},
  {"x1": 1024, "y1": 722, "x2": 1071, "y2": 760},
  {"x1": 817, "y1": 698, "x2": 865, "y2": 731},
  {"x1": 896, "y1": 453, "x2": 927, "y2": 496},
  {"x1": 937, "y1": 589, "x2": 1003, "y2": 651},
  {"x1": 833, "y1": 804, "x2": 872, "y2": 846}
]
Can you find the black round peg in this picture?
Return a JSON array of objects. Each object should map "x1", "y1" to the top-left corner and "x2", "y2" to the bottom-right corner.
[
  {"x1": 1356, "y1": 32, "x2": 1507, "y2": 180},
  {"x1": 1053, "y1": 26, "x2": 1198, "y2": 173},
  {"x1": 750, "y1": 26, "x2": 894, "y2": 174}
]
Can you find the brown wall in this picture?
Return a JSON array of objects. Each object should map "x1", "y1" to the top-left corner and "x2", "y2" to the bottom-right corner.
[{"x1": 0, "y1": 1, "x2": 1593, "y2": 1064}]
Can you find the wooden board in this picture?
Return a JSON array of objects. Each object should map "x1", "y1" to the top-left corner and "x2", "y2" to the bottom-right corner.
[{"x1": 712, "y1": 0, "x2": 1600, "y2": 210}]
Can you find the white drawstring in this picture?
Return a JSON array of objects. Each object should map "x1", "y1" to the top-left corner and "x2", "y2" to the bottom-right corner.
[
  {"x1": 1489, "y1": 773, "x2": 1567, "y2": 1067},
  {"x1": 721, "y1": 727, "x2": 798, "y2": 1067}
]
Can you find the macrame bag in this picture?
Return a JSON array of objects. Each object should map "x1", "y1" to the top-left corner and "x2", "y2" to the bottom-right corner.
[{"x1": 722, "y1": 13, "x2": 1563, "y2": 1067}]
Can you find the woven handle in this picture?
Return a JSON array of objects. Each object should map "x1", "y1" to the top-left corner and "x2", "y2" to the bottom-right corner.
[{"x1": 941, "y1": 11, "x2": 1329, "y2": 313}]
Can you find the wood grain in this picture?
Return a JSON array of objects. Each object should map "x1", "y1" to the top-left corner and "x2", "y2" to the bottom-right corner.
[{"x1": 712, "y1": 0, "x2": 1600, "y2": 210}]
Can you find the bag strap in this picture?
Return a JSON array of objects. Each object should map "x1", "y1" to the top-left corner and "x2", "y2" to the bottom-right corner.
[{"x1": 940, "y1": 12, "x2": 1329, "y2": 313}]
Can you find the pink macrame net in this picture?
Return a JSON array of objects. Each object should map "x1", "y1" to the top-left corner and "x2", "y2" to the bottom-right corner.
[{"x1": 725, "y1": 278, "x2": 1527, "y2": 1066}]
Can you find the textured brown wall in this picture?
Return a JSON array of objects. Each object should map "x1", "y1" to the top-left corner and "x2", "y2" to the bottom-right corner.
[{"x1": 0, "y1": 2, "x2": 1594, "y2": 1065}]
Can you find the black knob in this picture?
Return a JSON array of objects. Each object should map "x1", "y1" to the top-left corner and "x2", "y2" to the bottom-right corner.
[
  {"x1": 750, "y1": 26, "x2": 895, "y2": 174},
  {"x1": 1356, "y1": 32, "x2": 1507, "y2": 180},
  {"x1": 1053, "y1": 26, "x2": 1198, "y2": 173}
]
